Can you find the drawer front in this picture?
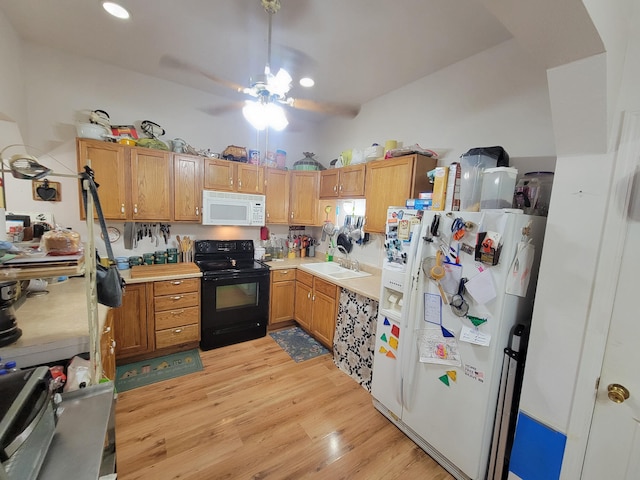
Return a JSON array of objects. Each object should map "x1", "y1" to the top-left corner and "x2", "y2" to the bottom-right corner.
[
  {"x1": 272, "y1": 269, "x2": 296, "y2": 282},
  {"x1": 155, "y1": 306, "x2": 200, "y2": 330},
  {"x1": 155, "y1": 291, "x2": 199, "y2": 312},
  {"x1": 314, "y1": 277, "x2": 337, "y2": 298},
  {"x1": 296, "y1": 269, "x2": 313, "y2": 287},
  {"x1": 154, "y1": 278, "x2": 200, "y2": 296},
  {"x1": 155, "y1": 323, "x2": 200, "y2": 349}
]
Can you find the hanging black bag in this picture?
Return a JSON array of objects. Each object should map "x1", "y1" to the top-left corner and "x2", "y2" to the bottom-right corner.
[{"x1": 80, "y1": 170, "x2": 125, "y2": 308}]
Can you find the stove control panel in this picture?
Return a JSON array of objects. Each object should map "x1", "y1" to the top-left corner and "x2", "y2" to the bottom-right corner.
[{"x1": 195, "y1": 240, "x2": 254, "y2": 255}]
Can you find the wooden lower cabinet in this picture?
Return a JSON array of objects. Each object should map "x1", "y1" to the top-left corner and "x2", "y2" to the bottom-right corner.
[
  {"x1": 101, "y1": 309, "x2": 116, "y2": 381},
  {"x1": 294, "y1": 270, "x2": 313, "y2": 332},
  {"x1": 113, "y1": 277, "x2": 201, "y2": 364},
  {"x1": 152, "y1": 278, "x2": 200, "y2": 351},
  {"x1": 113, "y1": 283, "x2": 153, "y2": 363},
  {"x1": 294, "y1": 269, "x2": 339, "y2": 349},
  {"x1": 269, "y1": 269, "x2": 296, "y2": 327}
]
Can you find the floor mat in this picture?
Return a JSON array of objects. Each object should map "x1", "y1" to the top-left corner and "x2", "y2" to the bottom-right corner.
[
  {"x1": 269, "y1": 326, "x2": 330, "y2": 362},
  {"x1": 115, "y1": 349, "x2": 203, "y2": 392}
]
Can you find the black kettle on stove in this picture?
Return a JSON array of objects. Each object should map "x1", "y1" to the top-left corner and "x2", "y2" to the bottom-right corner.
[{"x1": 0, "y1": 281, "x2": 21, "y2": 347}]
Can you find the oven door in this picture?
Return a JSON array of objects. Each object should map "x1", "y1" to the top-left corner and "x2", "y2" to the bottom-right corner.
[{"x1": 200, "y1": 271, "x2": 269, "y2": 350}]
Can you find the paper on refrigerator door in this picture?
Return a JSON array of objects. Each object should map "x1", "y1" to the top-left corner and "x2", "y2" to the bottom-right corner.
[
  {"x1": 506, "y1": 240, "x2": 535, "y2": 297},
  {"x1": 416, "y1": 328, "x2": 462, "y2": 366}
]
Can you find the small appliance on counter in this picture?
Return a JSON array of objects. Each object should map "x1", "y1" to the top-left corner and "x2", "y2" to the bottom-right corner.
[
  {"x1": 0, "y1": 366, "x2": 58, "y2": 480},
  {"x1": 0, "y1": 281, "x2": 21, "y2": 348}
]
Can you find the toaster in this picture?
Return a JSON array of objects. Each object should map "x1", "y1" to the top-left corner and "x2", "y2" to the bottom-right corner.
[{"x1": 0, "y1": 366, "x2": 58, "y2": 480}]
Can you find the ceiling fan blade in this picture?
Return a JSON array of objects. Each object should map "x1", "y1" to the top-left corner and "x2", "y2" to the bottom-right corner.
[
  {"x1": 288, "y1": 98, "x2": 360, "y2": 118},
  {"x1": 160, "y1": 55, "x2": 246, "y2": 93},
  {"x1": 200, "y1": 102, "x2": 245, "y2": 117}
]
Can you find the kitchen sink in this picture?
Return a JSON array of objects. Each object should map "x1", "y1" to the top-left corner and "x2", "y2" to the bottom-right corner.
[
  {"x1": 326, "y1": 270, "x2": 372, "y2": 280},
  {"x1": 300, "y1": 262, "x2": 371, "y2": 280}
]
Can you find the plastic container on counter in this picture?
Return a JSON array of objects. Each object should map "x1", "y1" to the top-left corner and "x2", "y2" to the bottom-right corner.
[{"x1": 480, "y1": 167, "x2": 518, "y2": 210}]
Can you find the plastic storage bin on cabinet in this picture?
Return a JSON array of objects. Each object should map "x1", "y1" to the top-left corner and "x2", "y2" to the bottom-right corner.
[
  {"x1": 459, "y1": 149, "x2": 506, "y2": 211},
  {"x1": 480, "y1": 167, "x2": 518, "y2": 209}
]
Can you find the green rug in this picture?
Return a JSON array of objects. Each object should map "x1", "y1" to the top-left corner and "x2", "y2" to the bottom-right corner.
[
  {"x1": 115, "y1": 349, "x2": 203, "y2": 392},
  {"x1": 269, "y1": 327, "x2": 330, "y2": 363}
]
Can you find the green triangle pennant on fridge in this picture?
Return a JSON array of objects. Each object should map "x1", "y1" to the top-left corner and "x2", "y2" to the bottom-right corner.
[
  {"x1": 438, "y1": 374, "x2": 450, "y2": 387},
  {"x1": 467, "y1": 316, "x2": 487, "y2": 327}
]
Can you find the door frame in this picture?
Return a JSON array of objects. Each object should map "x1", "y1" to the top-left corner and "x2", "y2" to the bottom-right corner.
[{"x1": 562, "y1": 110, "x2": 640, "y2": 478}]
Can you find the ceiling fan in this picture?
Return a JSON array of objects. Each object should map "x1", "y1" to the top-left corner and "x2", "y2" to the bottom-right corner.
[{"x1": 160, "y1": 0, "x2": 359, "y2": 129}]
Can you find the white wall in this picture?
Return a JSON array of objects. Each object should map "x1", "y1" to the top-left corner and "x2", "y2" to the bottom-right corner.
[
  {"x1": 0, "y1": 13, "x2": 26, "y2": 129},
  {"x1": 316, "y1": 39, "x2": 556, "y2": 167}
]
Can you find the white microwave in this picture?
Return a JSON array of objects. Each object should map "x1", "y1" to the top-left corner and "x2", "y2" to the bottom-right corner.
[{"x1": 202, "y1": 190, "x2": 266, "y2": 226}]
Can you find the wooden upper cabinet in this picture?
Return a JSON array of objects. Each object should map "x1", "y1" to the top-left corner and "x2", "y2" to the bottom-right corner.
[
  {"x1": 130, "y1": 148, "x2": 173, "y2": 221},
  {"x1": 338, "y1": 164, "x2": 365, "y2": 197},
  {"x1": 203, "y1": 158, "x2": 234, "y2": 191},
  {"x1": 236, "y1": 163, "x2": 265, "y2": 194},
  {"x1": 364, "y1": 154, "x2": 437, "y2": 233},
  {"x1": 173, "y1": 154, "x2": 203, "y2": 222},
  {"x1": 203, "y1": 158, "x2": 264, "y2": 194},
  {"x1": 265, "y1": 168, "x2": 290, "y2": 224},
  {"x1": 319, "y1": 170, "x2": 340, "y2": 198},
  {"x1": 77, "y1": 138, "x2": 128, "y2": 220},
  {"x1": 320, "y1": 165, "x2": 365, "y2": 199},
  {"x1": 289, "y1": 171, "x2": 319, "y2": 226}
]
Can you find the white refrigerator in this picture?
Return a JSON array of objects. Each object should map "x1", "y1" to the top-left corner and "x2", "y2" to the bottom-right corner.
[{"x1": 371, "y1": 209, "x2": 546, "y2": 480}]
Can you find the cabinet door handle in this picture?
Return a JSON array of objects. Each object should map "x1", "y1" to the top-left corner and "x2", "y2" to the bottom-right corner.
[
  {"x1": 134, "y1": 204, "x2": 138, "y2": 214},
  {"x1": 103, "y1": 326, "x2": 111, "y2": 334},
  {"x1": 282, "y1": 270, "x2": 289, "y2": 274},
  {"x1": 312, "y1": 295, "x2": 316, "y2": 301},
  {"x1": 267, "y1": 211, "x2": 270, "y2": 218},
  {"x1": 170, "y1": 309, "x2": 185, "y2": 315},
  {"x1": 333, "y1": 185, "x2": 337, "y2": 192},
  {"x1": 290, "y1": 212, "x2": 294, "y2": 219},
  {"x1": 339, "y1": 184, "x2": 343, "y2": 192},
  {"x1": 121, "y1": 204, "x2": 125, "y2": 214},
  {"x1": 171, "y1": 295, "x2": 184, "y2": 301},
  {"x1": 307, "y1": 291, "x2": 311, "y2": 299},
  {"x1": 238, "y1": 180, "x2": 242, "y2": 189},
  {"x1": 173, "y1": 328, "x2": 183, "y2": 334},
  {"x1": 171, "y1": 280, "x2": 183, "y2": 285},
  {"x1": 230, "y1": 178, "x2": 234, "y2": 186},
  {"x1": 195, "y1": 206, "x2": 199, "y2": 216}
]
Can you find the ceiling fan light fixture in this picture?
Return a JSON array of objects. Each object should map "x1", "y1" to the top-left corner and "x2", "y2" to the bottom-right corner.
[
  {"x1": 265, "y1": 102, "x2": 288, "y2": 131},
  {"x1": 242, "y1": 100, "x2": 288, "y2": 131},
  {"x1": 102, "y1": 2, "x2": 130, "y2": 19}
]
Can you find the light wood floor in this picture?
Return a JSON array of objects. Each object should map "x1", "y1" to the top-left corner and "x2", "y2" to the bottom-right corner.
[{"x1": 115, "y1": 335, "x2": 454, "y2": 480}]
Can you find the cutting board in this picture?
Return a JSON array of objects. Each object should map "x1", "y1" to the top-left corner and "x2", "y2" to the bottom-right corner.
[{"x1": 130, "y1": 262, "x2": 201, "y2": 279}]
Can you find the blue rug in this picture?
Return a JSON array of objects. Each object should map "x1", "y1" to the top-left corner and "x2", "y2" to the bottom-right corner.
[
  {"x1": 269, "y1": 327, "x2": 330, "y2": 362},
  {"x1": 115, "y1": 349, "x2": 203, "y2": 392}
]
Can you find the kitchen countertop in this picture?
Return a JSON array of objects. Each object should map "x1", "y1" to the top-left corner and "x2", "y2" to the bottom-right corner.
[
  {"x1": 118, "y1": 266, "x2": 203, "y2": 284},
  {"x1": 266, "y1": 257, "x2": 381, "y2": 301},
  {"x1": 0, "y1": 277, "x2": 108, "y2": 368}
]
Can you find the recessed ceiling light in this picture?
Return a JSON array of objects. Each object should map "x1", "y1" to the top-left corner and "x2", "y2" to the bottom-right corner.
[
  {"x1": 102, "y1": 2, "x2": 130, "y2": 19},
  {"x1": 299, "y1": 77, "x2": 315, "y2": 88}
]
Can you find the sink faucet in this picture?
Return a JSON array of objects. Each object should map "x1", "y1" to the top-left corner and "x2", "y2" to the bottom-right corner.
[{"x1": 336, "y1": 245, "x2": 359, "y2": 271}]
